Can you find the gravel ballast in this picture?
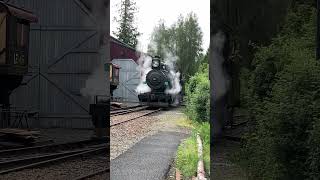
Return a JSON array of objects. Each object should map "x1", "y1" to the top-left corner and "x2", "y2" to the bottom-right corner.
[{"x1": 0, "y1": 154, "x2": 108, "y2": 180}]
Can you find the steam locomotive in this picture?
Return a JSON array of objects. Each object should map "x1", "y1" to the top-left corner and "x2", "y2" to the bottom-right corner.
[{"x1": 138, "y1": 56, "x2": 182, "y2": 107}]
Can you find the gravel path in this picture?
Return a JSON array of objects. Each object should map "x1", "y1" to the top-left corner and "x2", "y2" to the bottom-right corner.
[
  {"x1": 110, "y1": 107, "x2": 191, "y2": 160},
  {"x1": 110, "y1": 131, "x2": 188, "y2": 180}
]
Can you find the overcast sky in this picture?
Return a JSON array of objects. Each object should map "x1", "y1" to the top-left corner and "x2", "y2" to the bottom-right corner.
[{"x1": 110, "y1": 0, "x2": 210, "y2": 53}]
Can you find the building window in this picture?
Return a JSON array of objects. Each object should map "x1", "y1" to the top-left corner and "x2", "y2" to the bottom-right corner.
[
  {"x1": 14, "y1": 20, "x2": 29, "y2": 66},
  {"x1": 16, "y1": 22, "x2": 29, "y2": 48}
]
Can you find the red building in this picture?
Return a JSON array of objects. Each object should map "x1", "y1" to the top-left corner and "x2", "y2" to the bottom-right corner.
[{"x1": 110, "y1": 36, "x2": 140, "y2": 63}]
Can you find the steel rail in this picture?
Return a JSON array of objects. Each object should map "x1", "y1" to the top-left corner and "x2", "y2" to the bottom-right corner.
[
  {"x1": 0, "y1": 147, "x2": 97, "y2": 168},
  {"x1": 110, "y1": 106, "x2": 148, "y2": 116},
  {"x1": 0, "y1": 146, "x2": 108, "y2": 175},
  {"x1": 0, "y1": 139, "x2": 106, "y2": 156},
  {"x1": 73, "y1": 168, "x2": 109, "y2": 180},
  {"x1": 110, "y1": 109, "x2": 161, "y2": 127}
]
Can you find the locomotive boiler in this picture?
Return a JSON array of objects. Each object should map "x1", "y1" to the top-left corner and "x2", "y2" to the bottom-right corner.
[{"x1": 138, "y1": 56, "x2": 181, "y2": 107}]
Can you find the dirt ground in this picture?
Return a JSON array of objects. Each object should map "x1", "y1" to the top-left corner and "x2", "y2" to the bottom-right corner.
[{"x1": 212, "y1": 139, "x2": 247, "y2": 180}]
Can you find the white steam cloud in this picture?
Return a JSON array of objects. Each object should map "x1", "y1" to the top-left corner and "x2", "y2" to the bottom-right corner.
[
  {"x1": 212, "y1": 31, "x2": 230, "y2": 100},
  {"x1": 135, "y1": 41, "x2": 152, "y2": 94},
  {"x1": 163, "y1": 52, "x2": 182, "y2": 106},
  {"x1": 80, "y1": 63, "x2": 107, "y2": 103},
  {"x1": 80, "y1": 0, "x2": 109, "y2": 103},
  {"x1": 135, "y1": 54, "x2": 152, "y2": 94},
  {"x1": 135, "y1": 40, "x2": 182, "y2": 105},
  {"x1": 164, "y1": 52, "x2": 182, "y2": 96}
]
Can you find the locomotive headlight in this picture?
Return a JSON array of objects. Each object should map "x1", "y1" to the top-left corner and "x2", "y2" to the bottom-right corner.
[{"x1": 152, "y1": 59, "x2": 160, "y2": 68}]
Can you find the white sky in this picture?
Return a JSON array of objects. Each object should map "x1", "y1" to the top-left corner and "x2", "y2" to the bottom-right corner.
[{"x1": 110, "y1": 0, "x2": 210, "y2": 53}]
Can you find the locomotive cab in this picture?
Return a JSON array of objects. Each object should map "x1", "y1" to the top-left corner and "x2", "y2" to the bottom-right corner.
[{"x1": 0, "y1": 2, "x2": 37, "y2": 105}]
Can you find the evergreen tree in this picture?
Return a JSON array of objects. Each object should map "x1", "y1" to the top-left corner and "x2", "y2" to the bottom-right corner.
[{"x1": 114, "y1": 0, "x2": 140, "y2": 48}]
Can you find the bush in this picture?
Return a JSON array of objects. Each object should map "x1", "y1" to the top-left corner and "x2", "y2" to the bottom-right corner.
[
  {"x1": 185, "y1": 63, "x2": 210, "y2": 123},
  {"x1": 178, "y1": 57, "x2": 210, "y2": 178},
  {"x1": 238, "y1": 4, "x2": 320, "y2": 179}
]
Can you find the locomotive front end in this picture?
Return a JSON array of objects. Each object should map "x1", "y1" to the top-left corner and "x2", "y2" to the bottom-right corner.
[
  {"x1": 138, "y1": 56, "x2": 173, "y2": 107},
  {"x1": 148, "y1": 57, "x2": 172, "y2": 89}
]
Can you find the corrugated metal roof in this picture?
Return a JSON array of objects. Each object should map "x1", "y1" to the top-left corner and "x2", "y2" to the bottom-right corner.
[{"x1": 110, "y1": 36, "x2": 136, "y2": 51}]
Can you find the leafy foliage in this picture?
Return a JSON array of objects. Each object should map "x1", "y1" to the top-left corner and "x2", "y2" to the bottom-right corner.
[
  {"x1": 148, "y1": 13, "x2": 203, "y2": 79},
  {"x1": 237, "y1": 4, "x2": 320, "y2": 179},
  {"x1": 176, "y1": 56, "x2": 210, "y2": 178},
  {"x1": 185, "y1": 60, "x2": 210, "y2": 123},
  {"x1": 113, "y1": 0, "x2": 140, "y2": 48}
]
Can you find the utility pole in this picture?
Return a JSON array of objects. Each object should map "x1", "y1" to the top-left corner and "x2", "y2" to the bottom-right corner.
[{"x1": 317, "y1": 0, "x2": 320, "y2": 60}]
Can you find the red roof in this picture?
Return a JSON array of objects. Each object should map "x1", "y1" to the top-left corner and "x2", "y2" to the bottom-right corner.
[
  {"x1": 0, "y1": 2, "x2": 38, "y2": 22},
  {"x1": 110, "y1": 36, "x2": 143, "y2": 62}
]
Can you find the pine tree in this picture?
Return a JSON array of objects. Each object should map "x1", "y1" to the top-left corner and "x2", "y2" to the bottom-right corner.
[{"x1": 114, "y1": 0, "x2": 140, "y2": 48}]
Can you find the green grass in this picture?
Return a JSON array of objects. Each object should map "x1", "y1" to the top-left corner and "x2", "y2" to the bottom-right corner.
[
  {"x1": 203, "y1": 142, "x2": 210, "y2": 175},
  {"x1": 176, "y1": 121, "x2": 210, "y2": 178},
  {"x1": 176, "y1": 134, "x2": 198, "y2": 178},
  {"x1": 175, "y1": 117, "x2": 195, "y2": 129}
]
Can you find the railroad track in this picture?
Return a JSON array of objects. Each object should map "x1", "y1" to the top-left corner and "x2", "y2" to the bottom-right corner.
[
  {"x1": 110, "y1": 105, "x2": 148, "y2": 116},
  {"x1": 0, "y1": 139, "x2": 108, "y2": 175},
  {"x1": 73, "y1": 168, "x2": 109, "y2": 180},
  {"x1": 111, "y1": 108, "x2": 161, "y2": 127}
]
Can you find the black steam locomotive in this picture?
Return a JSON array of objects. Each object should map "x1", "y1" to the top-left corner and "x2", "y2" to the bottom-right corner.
[{"x1": 138, "y1": 56, "x2": 182, "y2": 107}]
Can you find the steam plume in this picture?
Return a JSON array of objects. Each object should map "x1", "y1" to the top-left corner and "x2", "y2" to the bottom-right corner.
[
  {"x1": 212, "y1": 31, "x2": 230, "y2": 101},
  {"x1": 80, "y1": 0, "x2": 109, "y2": 103},
  {"x1": 164, "y1": 52, "x2": 182, "y2": 96},
  {"x1": 135, "y1": 54, "x2": 152, "y2": 94}
]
